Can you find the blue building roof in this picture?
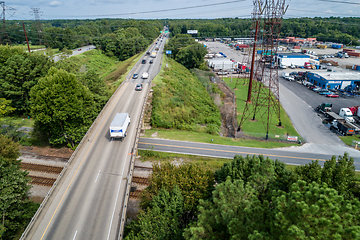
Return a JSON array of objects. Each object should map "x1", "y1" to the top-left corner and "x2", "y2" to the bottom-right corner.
[{"x1": 277, "y1": 53, "x2": 310, "y2": 58}]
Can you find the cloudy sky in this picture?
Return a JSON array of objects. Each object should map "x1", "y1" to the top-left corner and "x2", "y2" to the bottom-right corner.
[{"x1": 6, "y1": 0, "x2": 360, "y2": 20}]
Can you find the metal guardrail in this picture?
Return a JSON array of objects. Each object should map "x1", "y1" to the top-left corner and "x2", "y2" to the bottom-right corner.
[
  {"x1": 118, "y1": 37, "x2": 165, "y2": 240},
  {"x1": 20, "y1": 39, "x2": 159, "y2": 240}
]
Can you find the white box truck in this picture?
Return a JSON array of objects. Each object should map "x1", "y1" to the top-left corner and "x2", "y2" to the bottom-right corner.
[{"x1": 109, "y1": 113, "x2": 130, "y2": 140}]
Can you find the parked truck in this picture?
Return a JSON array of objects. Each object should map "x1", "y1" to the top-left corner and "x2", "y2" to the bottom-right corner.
[
  {"x1": 109, "y1": 113, "x2": 131, "y2": 140},
  {"x1": 315, "y1": 103, "x2": 332, "y2": 114},
  {"x1": 339, "y1": 108, "x2": 355, "y2": 123},
  {"x1": 331, "y1": 120, "x2": 357, "y2": 136}
]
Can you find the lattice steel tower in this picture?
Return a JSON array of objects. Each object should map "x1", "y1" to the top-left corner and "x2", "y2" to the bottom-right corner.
[{"x1": 238, "y1": 0, "x2": 288, "y2": 140}]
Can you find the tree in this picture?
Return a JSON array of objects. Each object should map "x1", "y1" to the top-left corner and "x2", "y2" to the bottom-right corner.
[
  {"x1": 30, "y1": 67, "x2": 98, "y2": 147},
  {"x1": 0, "y1": 135, "x2": 20, "y2": 163},
  {"x1": 0, "y1": 98, "x2": 15, "y2": 116},
  {"x1": 175, "y1": 44, "x2": 207, "y2": 69},
  {"x1": 184, "y1": 178, "x2": 267, "y2": 240},
  {"x1": 141, "y1": 162, "x2": 214, "y2": 216},
  {"x1": 125, "y1": 186, "x2": 185, "y2": 240},
  {"x1": 271, "y1": 180, "x2": 360, "y2": 240},
  {"x1": 0, "y1": 49, "x2": 53, "y2": 115},
  {"x1": 295, "y1": 153, "x2": 359, "y2": 199}
]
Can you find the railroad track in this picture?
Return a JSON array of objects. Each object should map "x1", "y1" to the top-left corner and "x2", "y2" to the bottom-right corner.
[
  {"x1": 130, "y1": 190, "x2": 142, "y2": 199},
  {"x1": 132, "y1": 176, "x2": 149, "y2": 185},
  {"x1": 134, "y1": 165, "x2": 153, "y2": 171},
  {"x1": 21, "y1": 163, "x2": 63, "y2": 174},
  {"x1": 30, "y1": 176, "x2": 56, "y2": 187}
]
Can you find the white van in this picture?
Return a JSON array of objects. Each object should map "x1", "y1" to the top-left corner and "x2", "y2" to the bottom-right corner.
[{"x1": 142, "y1": 72, "x2": 149, "y2": 79}]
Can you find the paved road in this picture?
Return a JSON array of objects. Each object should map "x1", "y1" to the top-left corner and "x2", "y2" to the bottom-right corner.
[
  {"x1": 53, "y1": 45, "x2": 96, "y2": 62},
  {"x1": 138, "y1": 138, "x2": 360, "y2": 170},
  {"x1": 201, "y1": 41, "x2": 360, "y2": 156},
  {"x1": 23, "y1": 36, "x2": 166, "y2": 240}
]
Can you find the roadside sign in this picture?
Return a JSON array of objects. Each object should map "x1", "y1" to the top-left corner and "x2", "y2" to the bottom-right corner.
[
  {"x1": 166, "y1": 50, "x2": 172, "y2": 55},
  {"x1": 287, "y1": 136, "x2": 298, "y2": 142}
]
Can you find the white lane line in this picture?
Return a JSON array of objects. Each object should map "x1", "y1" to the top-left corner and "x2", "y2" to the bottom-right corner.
[
  {"x1": 72, "y1": 230, "x2": 78, "y2": 240},
  {"x1": 106, "y1": 156, "x2": 128, "y2": 240},
  {"x1": 95, "y1": 170, "x2": 101, "y2": 183}
]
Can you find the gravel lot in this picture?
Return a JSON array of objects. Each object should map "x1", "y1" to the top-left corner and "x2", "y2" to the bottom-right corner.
[{"x1": 302, "y1": 47, "x2": 360, "y2": 67}]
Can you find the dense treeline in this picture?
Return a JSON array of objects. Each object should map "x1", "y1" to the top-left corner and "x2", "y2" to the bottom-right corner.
[
  {"x1": 168, "y1": 17, "x2": 360, "y2": 45},
  {"x1": 5, "y1": 19, "x2": 162, "y2": 51},
  {"x1": 125, "y1": 153, "x2": 360, "y2": 239}
]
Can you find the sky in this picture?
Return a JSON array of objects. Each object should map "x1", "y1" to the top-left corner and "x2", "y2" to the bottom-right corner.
[{"x1": 5, "y1": 0, "x2": 360, "y2": 20}]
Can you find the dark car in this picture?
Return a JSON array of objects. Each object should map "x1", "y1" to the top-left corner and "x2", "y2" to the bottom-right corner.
[
  {"x1": 133, "y1": 73, "x2": 138, "y2": 79},
  {"x1": 135, "y1": 83, "x2": 143, "y2": 91},
  {"x1": 141, "y1": 59, "x2": 146, "y2": 64},
  {"x1": 146, "y1": 51, "x2": 150, "y2": 55},
  {"x1": 149, "y1": 59, "x2": 154, "y2": 64}
]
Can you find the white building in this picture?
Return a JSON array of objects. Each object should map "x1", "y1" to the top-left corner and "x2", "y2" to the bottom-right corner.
[{"x1": 276, "y1": 53, "x2": 311, "y2": 67}]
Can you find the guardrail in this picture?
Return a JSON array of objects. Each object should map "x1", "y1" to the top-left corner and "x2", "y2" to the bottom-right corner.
[
  {"x1": 118, "y1": 37, "x2": 165, "y2": 240},
  {"x1": 20, "y1": 39, "x2": 159, "y2": 240}
]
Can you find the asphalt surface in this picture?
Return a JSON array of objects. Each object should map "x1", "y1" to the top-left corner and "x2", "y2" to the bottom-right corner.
[
  {"x1": 53, "y1": 45, "x2": 96, "y2": 62},
  {"x1": 138, "y1": 138, "x2": 360, "y2": 170},
  {"x1": 202, "y1": 41, "x2": 360, "y2": 156},
  {"x1": 23, "y1": 36, "x2": 166, "y2": 240}
]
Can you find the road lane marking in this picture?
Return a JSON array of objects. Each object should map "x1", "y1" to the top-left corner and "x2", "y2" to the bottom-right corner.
[
  {"x1": 138, "y1": 142, "x2": 329, "y2": 162},
  {"x1": 72, "y1": 230, "x2": 77, "y2": 240},
  {"x1": 95, "y1": 170, "x2": 101, "y2": 183},
  {"x1": 106, "y1": 152, "x2": 129, "y2": 240},
  {"x1": 39, "y1": 84, "x2": 130, "y2": 239}
]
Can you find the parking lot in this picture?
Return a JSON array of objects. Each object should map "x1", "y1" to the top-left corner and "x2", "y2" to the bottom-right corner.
[
  {"x1": 302, "y1": 47, "x2": 360, "y2": 67},
  {"x1": 279, "y1": 76, "x2": 360, "y2": 114}
]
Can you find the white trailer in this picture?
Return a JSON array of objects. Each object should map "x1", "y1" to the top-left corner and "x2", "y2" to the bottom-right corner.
[{"x1": 109, "y1": 113, "x2": 131, "y2": 140}]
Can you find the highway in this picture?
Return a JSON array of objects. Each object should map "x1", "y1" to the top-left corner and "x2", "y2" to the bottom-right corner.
[
  {"x1": 138, "y1": 138, "x2": 360, "y2": 170},
  {"x1": 22, "y1": 34, "x2": 166, "y2": 239}
]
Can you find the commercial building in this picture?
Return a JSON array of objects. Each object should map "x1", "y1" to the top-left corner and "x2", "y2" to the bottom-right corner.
[
  {"x1": 276, "y1": 53, "x2": 310, "y2": 67},
  {"x1": 307, "y1": 71, "x2": 360, "y2": 90}
]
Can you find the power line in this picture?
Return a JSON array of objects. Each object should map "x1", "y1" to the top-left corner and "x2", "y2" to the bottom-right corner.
[{"x1": 318, "y1": 0, "x2": 360, "y2": 5}]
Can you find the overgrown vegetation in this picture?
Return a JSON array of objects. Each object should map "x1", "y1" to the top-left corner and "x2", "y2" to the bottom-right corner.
[
  {"x1": 165, "y1": 34, "x2": 207, "y2": 69},
  {"x1": 126, "y1": 152, "x2": 360, "y2": 239},
  {"x1": 151, "y1": 57, "x2": 221, "y2": 134},
  {"x1": 0, "y1": 135, "x2": 39, "y2": 239}
]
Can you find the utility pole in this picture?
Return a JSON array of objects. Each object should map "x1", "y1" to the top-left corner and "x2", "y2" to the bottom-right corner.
[
  {"x1": 0, "y1": 1, "x2": 6, "y2": 44},
  {"x1": 22, "y1": 22, "x2": 30, "y2": 53}
]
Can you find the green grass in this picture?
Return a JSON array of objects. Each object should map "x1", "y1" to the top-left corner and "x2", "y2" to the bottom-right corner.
[
  {"x1": 151, "y1": 56, "x2": 221, "y2": 134},
  {"x1": 144, "y1": 128, "x2": 298, "y2": 148},
  {"x1": 0, "y1": 116, "x2": 34, "y2": 128},
  {"x1": 340, "y1": 135, "x2": 360, "y2": 148},
  {"x1": 138, "y1": 149, "x2": 231, "y2": 171},
  {"x1": 223, "y1": 77, "x2": 300, "y2": 140}
]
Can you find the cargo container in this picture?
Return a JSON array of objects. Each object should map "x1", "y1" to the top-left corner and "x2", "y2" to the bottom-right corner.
[
  {"x1": 332, "y1": 44, "x2": 343, "y2": 49},
  {"x1": 317, "y1": 44, "x2": 327, "y2": 49},
  {"x1": 348, "y1": 52, "x2": 360, "y2": 57}
]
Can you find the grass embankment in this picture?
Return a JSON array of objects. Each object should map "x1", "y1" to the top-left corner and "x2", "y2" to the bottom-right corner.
[
  {"x1": 223, "y1": 77, "x2": 300, "y2": 140},
  {"x1": 151, "y1": 57, "x2": 221, "y2": 134},
  {"x1": 57, "y1": 49, "x2": 143, "y2": 92},
  {"x1": 340, "y1": 135, "x2": 360, "y2": 148}
]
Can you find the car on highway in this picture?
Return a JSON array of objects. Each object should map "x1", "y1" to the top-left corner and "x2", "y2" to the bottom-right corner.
[
  {"x1": 149, "y1": 59, "x2": 154, "y2": 64},
  {"x1": 141, "y1": 59, "x2": 146, "y2": 64},
  {"x1": 135, "y1": 83, "x2": 143, "y2": 91},
  {"x1": 146, "y1": 51, "x2": 150, "y2": 55},
  {"x1": 133, "y1": 73, "x2": 138, "y2": 79},
  {"x1": 326, "y1": 93, "x2": 340, "y2": 98}
]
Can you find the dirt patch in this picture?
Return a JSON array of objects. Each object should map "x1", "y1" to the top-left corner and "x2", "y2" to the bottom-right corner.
[
  {"x1": 21, "y1": 146, "x2": 73, "y2": 159},
  {"x1": 216, "y1": 79, "x2": 237, "y2": 137}
]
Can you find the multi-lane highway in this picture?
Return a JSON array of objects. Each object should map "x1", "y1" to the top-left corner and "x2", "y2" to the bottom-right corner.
[
  {"x1": 22, "y1": 35, "x2": 166, "y2": 240},
  {"x1": 138, "y1": 138, "x2": 360, "y2": 170}
]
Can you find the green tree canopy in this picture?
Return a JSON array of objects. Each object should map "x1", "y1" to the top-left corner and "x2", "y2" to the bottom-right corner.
[
  {"x1": 30, "y1": 67, "x2": 98, "y2": 147},
  {"x1": 0, "y1": 135, "x2": 20, "y2": 163},
  {"x1": 125, "y1": 186, "x2": 185, "y2": 240}
]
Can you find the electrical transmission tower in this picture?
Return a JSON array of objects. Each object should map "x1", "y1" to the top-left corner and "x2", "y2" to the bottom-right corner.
[
  {"x1": 0, "y1": 1, "x2": 15, "y2": 44},
  {"x1": 238, "y1": 0, "x2": 288, "y2": 140},
  {"x1": 31, "y1": 7, "x2": 43, "y2": 45}
]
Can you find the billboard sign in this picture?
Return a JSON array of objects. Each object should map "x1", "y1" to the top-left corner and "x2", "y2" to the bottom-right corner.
[{"x1": 187, "y1": 30, "x2": 198, "y2": 34}]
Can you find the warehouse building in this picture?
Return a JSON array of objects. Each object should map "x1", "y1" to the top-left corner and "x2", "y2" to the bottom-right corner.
[
  {"x1": 276, "y1": 53, "x2": 310, "y2": 67},
  {"x1": 307, "y1": 71, "x2": 360, "y2": 90}
]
